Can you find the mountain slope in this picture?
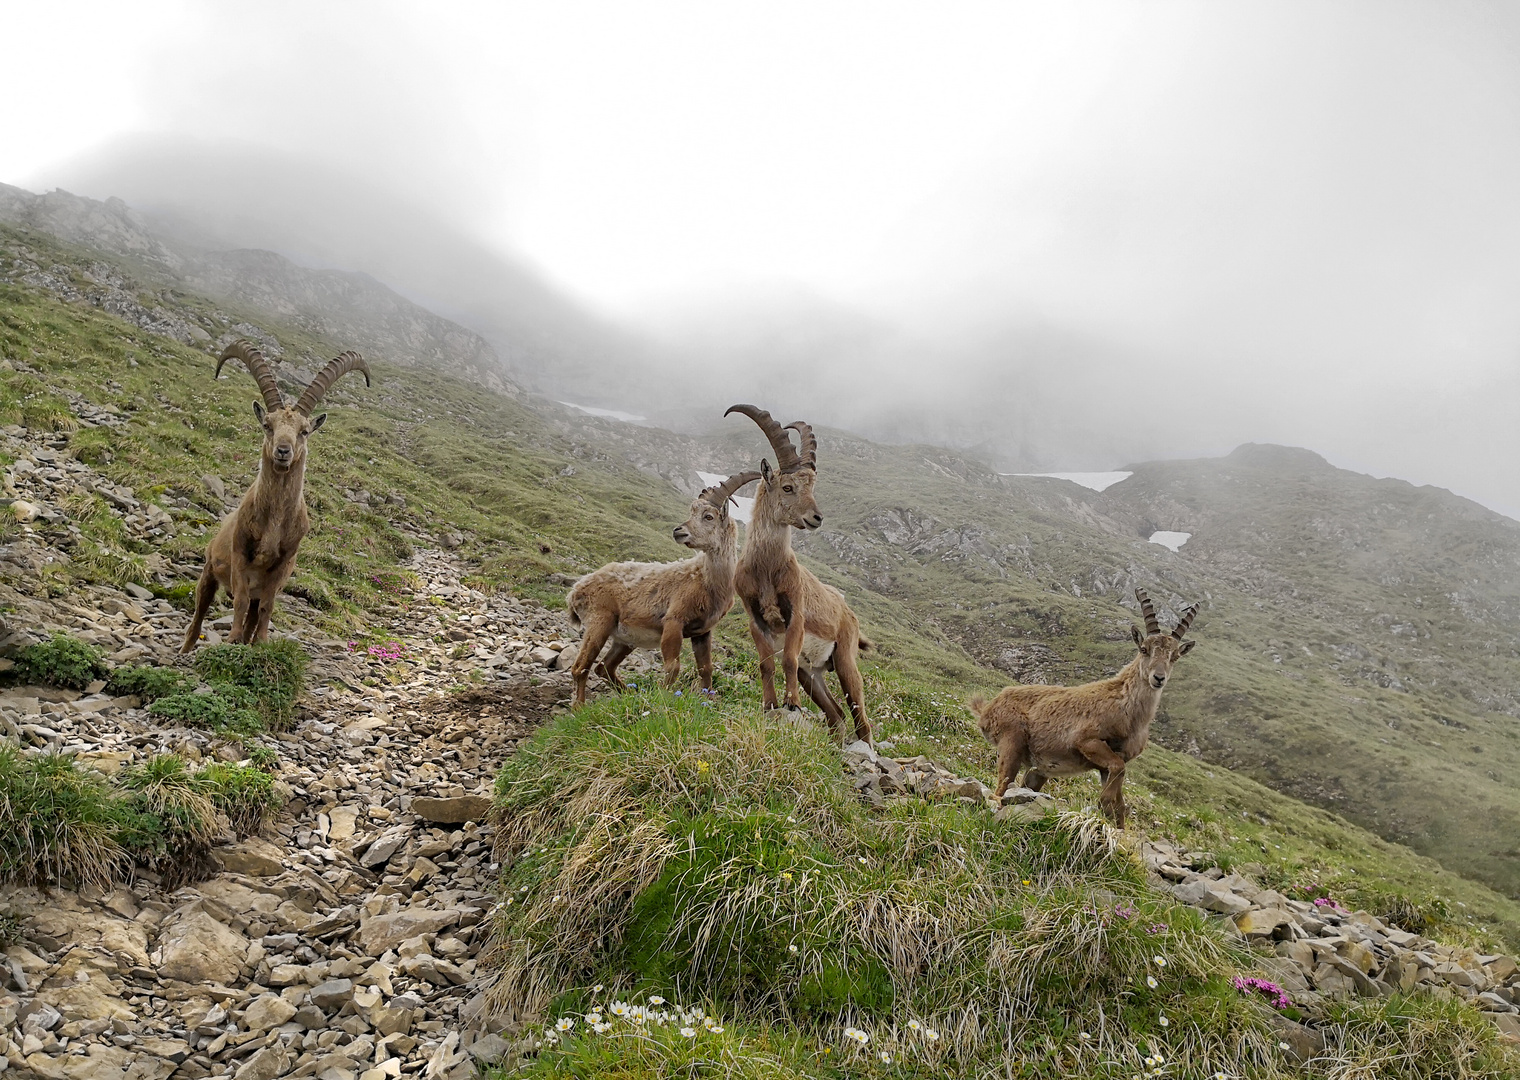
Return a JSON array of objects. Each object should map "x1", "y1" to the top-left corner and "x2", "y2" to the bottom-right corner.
[
  {"x1": 4, "y1": 195, "x2": 1519, "y2": 911},
  {"x1": 0, "y1": 183, "x2": 517, "y2": 395}
]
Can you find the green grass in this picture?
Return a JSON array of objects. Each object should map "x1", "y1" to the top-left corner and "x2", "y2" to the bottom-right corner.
[
  {"x1": 0, "y1": 745, "x2": 146, "y2": 891},
  {"x1": 119, "y1": 753, "x2": 221, "y2": 887},
  {"x1": 106, "y1": 663, "x2": 193, "y2": 702},
  {"x1": 488, "y1": 688, "x2": 1520, "y2": 1079},
  {"x1": 192, "y1": 641, "x2": 307, "y2": 731},
  {"x1": 0, "y1": 745, "x2": 272, "y2": 893},
  {"x1": 3, "y1": 633, "x2": 108, "y2": 690},
  {"x1": 201, "y1": 761, "x2": 278, "y2": 837},
  {"x1": 148, "y1": 688, "x2": 264, "y2": 738}
]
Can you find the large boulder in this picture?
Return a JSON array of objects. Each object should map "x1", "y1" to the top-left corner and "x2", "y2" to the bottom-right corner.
[
  {"x1": 357, "y1": 907, "x2": 463, "y2": 957},
  {"x1": 157, "y1": 910, "x2": 248, "y2": 985}
]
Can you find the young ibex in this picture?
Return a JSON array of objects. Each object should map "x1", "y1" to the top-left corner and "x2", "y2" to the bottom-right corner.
[
  {"x1": 726, "y1": 405, "x2": 872, "y2": 743},
  {"x1": 970, "y1": 589, "x2": 1198, "y2": 827},
  {"x1": 181, "y1": 341, "x2": 371, "y2": 652},
  {"x1": 566, "y1": 470, "x2": 761, "y2": 706}
]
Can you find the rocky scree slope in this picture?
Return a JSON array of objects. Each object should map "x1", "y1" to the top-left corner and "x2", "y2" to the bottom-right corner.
[{"x1": 0, "y1": 416, "x2": 604, "y2": 1080}]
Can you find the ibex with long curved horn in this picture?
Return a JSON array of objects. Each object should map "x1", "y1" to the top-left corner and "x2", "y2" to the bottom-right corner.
[
  {"x1": 970, "y1": 588, "x2": 1199, "y2": 827},
  {"x1": 566, "y1": 470, "x2": 762, "y2": 706},
  {"x1": 726, "y1": 405, "x2": 873, "y2": 743},
  {"x1": 182, "y1": 341, "x2": 371, "y2": 651}
]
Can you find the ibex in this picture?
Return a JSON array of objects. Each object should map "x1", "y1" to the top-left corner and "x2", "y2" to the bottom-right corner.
[
  {"x1": 726, "y1": 405, "x2": 872, "y2": 743},
  {"x1": 566, "y1": 471, "x2": 761, "y2": 706},
  {"x1": 970, "y1": 589, "x2": 1198, "y2": 827},
  {"x1": 181, "y1": 341, "x2": 371, "y2": 652}
]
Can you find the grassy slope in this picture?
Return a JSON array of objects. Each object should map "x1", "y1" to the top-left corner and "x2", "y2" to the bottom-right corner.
[
  {"x1": 5, "y1": 221, "x2": 1520, "y2": 957},
  {"x1": 676, "y1": 430, "x2": 1520, "y2": 905},
  {"x1": 485, "y1": 682, "x2": 1518, "y2": 1079}
]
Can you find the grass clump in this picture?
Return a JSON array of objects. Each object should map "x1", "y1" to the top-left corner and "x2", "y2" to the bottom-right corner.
[
  {"x1": 148, "y1": 687, "x2": 264, "y2": 738},
  {"x1": 0, "y1": 744, "x2": 144, "y2": 890},
  {"x1": 106, "y1": 663, "x2": 193, "y2": 703},
  {"x1": 4, "y1": 633, "x2": 108, "y2": 690},
  {"x1": 145, "y1": 641, "x2": 309, "y2": 737},
  {"x1": 202, "y1": 762, "x2": 278, "y2": 838},
  {"x1": 193, "y1": 640, "x2": 307, "y2": 730},
  {"x1": 118, "y1": 753, "x2": 220, "y2": 887}
]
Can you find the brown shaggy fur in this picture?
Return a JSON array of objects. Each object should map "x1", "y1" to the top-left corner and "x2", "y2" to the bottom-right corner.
[
  {"x1": 727, "y1": 406, "x2": 872, "y2": 743},
  {"x1": 969, "y1": 590, "x2": 1198, "y2": 827},
  {"x1": 182, "y1": 343, "x2": 369, "y2": 652},
  {"x1": 566, "y1": 472, "x2": 760, "y2": 706}
]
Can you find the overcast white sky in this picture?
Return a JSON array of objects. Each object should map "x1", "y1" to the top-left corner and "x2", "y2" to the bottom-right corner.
[{"x1": 7, "y1": 1, "x2": 1520, "y2": 515}]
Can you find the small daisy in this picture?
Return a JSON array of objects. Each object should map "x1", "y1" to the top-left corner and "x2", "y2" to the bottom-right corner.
[
  {"x1": 1146, "y1": 975, "x2": 1159, "y2": 989},
  {"x1": 1152, "y1": 955, "x2": 1167, "y2": 968},
  {"x1": 1159, "y1": 1015, "x2": 1170, "y2": 1028},
  {"x1": 857, "y1": 856, "x2": 867, "y2": 864},
  {"x1": 1278, "y1": 1041, "x2": 1291, "y2": 1052},
  {"x1": 586, "y1": 1013, "x2": 602, "y2": 1025},
  {"x1": 923, "y1": 1028, "x2": 940, "y2": 1042},
  {"x1": 610, "y1": 1002, "x2": 629, "y2": 1017},
  {"x1": 907, "y1": 1020, "x2": 922, "y2": 1032},
  {"x1": 592, "y1": 1022, "x2": 610, "y2": 1034},
  {"x1": 552, "y1": 894, "x2": 564, "y2": 903},
  {"x1": 788, "y1": 943, "x2": 799, "y2": 953},
  {"x1": 708, "y1": 1025, "x2": 723, "y2": 1034},
  {"x1": 555, "y1": 1018, "x2": 574, "y2": 1032},
  {"x1": 1079, "y1": 1032, "x2": 1091, "y2": 1041},
  {"x1": 786, "y1": 815, "x2": 796, "y2": 823},
  {"x1": 649, "y1": 995, "x2": 666, "y2": 1005},
  {"x1": 681, "y1": 1027, "x2": 697, "y2": 1037},
  {"x1": 879, "y1": 1051, "x2": 892, "y2": 1063},
  {"x1": 592, "y1": 984, "x2": 603, "y2": 993}
]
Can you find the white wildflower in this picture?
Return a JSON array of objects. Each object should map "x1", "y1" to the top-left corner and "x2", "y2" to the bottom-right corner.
[{"x1": 555, "y1": 1018, "x2": 573, "y2": 1032}]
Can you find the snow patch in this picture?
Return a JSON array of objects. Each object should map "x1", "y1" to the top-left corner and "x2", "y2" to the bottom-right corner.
[
  {"x1": 1003, "y1": 471, "x2": 1133, "y2": 492},
  {"x1": 559, "y1": 400, "x2": 648, "y2": 424},
  {"x1": 696, "y1": 471, "x2": 755, "y2": 524},
  {"x1": 1148, "y1": 531, "x2": 1191, "y2": 552}
]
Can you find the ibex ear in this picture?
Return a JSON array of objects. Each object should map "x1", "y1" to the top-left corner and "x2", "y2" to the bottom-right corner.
[
  {"x1": 760, "y1": 458, "x2": 774, "y2": 483},
  {"x1": 1178, "y1": 639, "x2": 1197, "y2": 656},
  {"x1": 252, "y1": 401, "x2": 266, "y2": 423},
  {"x1": 1131, "y1": 624, "x2": 1143, "y2": 647},
  {"x1": 307, "y1": 413, "x2": 327, "y2": 434}
]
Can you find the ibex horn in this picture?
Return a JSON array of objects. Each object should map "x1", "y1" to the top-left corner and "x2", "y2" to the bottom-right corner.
[
  {"x1": 1135, "y1": 588, "x2": 1162, "y2": 637},
  {"x1": 215, "y1": 341, "x2": 284, "y2": 412},
  {"x1": 1172, "y1": 602, "x2": 1200, "y2": 639},
  {"x1": 701, "y1": 470, "x2": 762, "y2": 509},
  {"x1": 295, "y1": 351, "x2": 371, "y2": 415},
  {"x1": 785, "y1": 420, "x2": 817, "y2": 470},
  {"x1": 725, "y1": 404, "x2": 804, "y2": 473}
]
